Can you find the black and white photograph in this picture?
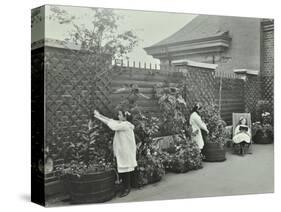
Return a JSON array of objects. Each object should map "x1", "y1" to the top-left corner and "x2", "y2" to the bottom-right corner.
[{"x1": 31, "y1": 4, "x2": 274, "y2": 207}]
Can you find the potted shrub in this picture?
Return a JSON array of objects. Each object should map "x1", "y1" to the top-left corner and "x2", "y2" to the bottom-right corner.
[
  {"x1": 255, "y1": 100, "x2": 272, "y2": 123},
  {"x1": 131, "y1": 144, "x2": 165, "y2": 188},
  {"x1": 252, "y1": 113, "x2": 273, "y2": 145},
  {"x1": 153, "y1": 87, "x2": 188, "y2": 148},
  {"x1": 152, "y1": 87, "x2": 203, "y2": 172},
  {"x1": 158, "y1": 89, "x2": 187, "y2": 136},
  {"x1": 252, "y1": 122, "x2": 273, "y2": 144},
  {"x1": 160, "y1": 133, "x2": 203, "y2": 173},
  {"x1": 200, "y1": 104, "x2": 227, "y2": 162},
  {"x1": 251, "y1": 100, "x2": 274, "y2": 144},
  {"x1": 63, "y1": 120, "x2": 117, "y2": 204},
  {"x1": 131, "y1": 111, "x2": 166, "y2": 188}
]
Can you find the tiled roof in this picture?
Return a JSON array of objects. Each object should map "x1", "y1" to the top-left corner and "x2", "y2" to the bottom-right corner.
[{"x1": 150, "y1": 15, "x2": 224, "y2": 47}]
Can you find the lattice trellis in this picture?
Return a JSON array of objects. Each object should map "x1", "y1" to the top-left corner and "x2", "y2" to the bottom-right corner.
[
  {"x1": 45, "y1": 47, "x2": 113, "y2": 147},
  {"x1": 91, "y1": 56, "x2": 112, "y2": 115},
  {"x1": 182, "y1": 66, "x2": 216, "y2": 113}
]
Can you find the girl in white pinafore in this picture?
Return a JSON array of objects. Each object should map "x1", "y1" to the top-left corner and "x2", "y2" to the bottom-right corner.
[
  {"x1": 94, "y1": 110, "x2": 137, "y2": 198},
  {"x1": 233, "y1": 117, "x2": 251, "y2": 155},
  {"x1": 233, "y1": 117, "x2": 251, "y2": 144},
  {"x1": 189, "y1": 103, "x2": 209, "y2": 150}
]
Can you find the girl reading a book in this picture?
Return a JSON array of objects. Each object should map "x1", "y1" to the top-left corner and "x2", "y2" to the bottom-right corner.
[
  {"x1": 233, "y1": 117, "x2": 251, "y2": 155},
  {"x1": 94, "y1": 109, "x2": 137, "y2": 198}
]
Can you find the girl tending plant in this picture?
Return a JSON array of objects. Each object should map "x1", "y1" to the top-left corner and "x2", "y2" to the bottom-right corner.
[
  {"x1": 189, "y1": 102, "x2": 209, "y2": 150},
  {"x1": 94, "y1": 109, "x2": 137, "y2": 198}
]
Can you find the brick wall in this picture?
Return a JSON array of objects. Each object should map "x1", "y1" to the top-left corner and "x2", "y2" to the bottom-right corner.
[
  {"x1": 262, "y1": 20, "x2": 274, "y2": 77},
  {"x1": 261, "y1": 19, "x2": 274, "y2": 116},
  {"x1": 261, "y1": 20, "x2": 274, "y2": 117}
]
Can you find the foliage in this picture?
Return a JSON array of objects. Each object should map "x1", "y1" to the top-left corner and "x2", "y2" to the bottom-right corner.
[
  {"x1": 49, "y1": 6, "x2": 138, "y2": 59},
  {"x1": 256, "y1": 100, "x2": 272, "y2": 124},
  {"x1": 252, "y1": 121, "x2": 273, "y2": 143},
  {"x1": 261, "y1": 112, "x2": 273, "y2": 125},
  {"x1": 63, "y1": 120, "x2": 114, "y2": 176},
  {"x1": 252, "y1": 122, "x2": 273, "y2": 136},
  {"x1": 132, "y1": 115, "x2": 165, "y2": 187},
  {"x1": 224, "y1": 126, "x2": 233, "y2": 139},
  {"x1": 115, "y1": 86, "x2": 143, "y2": 114},
  {"x1": 45, "y1": 132, "x2": 64, "y2": 160},
  {"x1": 160, "y1": 133, "x2": 203, "y2": 173},
  {"x1": 157, "y1": 88, "x2": 188, "y2": 136},
  {"x1": 252, "y1": 100, "x2": 274, "y2": 143},
  {"x1": 134, "y1": 112, "x2": 161, "y2": 142},
  {"x1": 31, "y1": 7, "x2": 43, "y2": 28},
  {"x1": 132, "y1": 113, "x2": 165, "y2": 187},
  {"x1": 200, "y1": 104, "x2": 227, "y2": 148},
  {"x1": 115, "y1": 98, "x2": 161, "y2": 146},
  {"x1": 133, "y1": 145, "x2": 165, "y2": 187}
]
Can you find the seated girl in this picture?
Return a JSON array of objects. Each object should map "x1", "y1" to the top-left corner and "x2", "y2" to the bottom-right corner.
[{"x1": 233, "y1": 117, "x2": 251, "y2": 155}]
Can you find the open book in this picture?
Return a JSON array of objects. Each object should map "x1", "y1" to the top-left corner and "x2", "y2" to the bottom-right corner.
[{"x1": 239, "y1": 125, "x2": 249, "y2": 131}]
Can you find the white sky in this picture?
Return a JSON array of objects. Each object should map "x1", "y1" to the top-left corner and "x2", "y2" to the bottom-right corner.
[{"x1": 33, "y1": 5, "x2": 196, "y2": 65}]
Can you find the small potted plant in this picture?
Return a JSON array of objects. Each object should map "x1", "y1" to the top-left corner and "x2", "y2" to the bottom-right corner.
[
  {"x1": 200, "y1": 104, "x2": 228, "y2": 162},
  {"x1": 63, "y1": 120, "x2": 117, "y2": 204}
]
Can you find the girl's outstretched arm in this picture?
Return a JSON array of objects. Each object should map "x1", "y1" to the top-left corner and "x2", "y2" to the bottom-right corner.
[
  {"x1": 94, "y1": 110, "x2": 110, "y2": 125},
  {"x1": 94, "y1": 110, "x2": 129, "y2": 131}
]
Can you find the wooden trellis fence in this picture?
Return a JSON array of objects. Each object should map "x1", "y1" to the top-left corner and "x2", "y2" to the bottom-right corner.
[
  {"x1": 32, "y1": 39, "x2": 265, "y2": 149},
  {"x1": 44, "y1": 44, "x2": 114, "y2": 148}
]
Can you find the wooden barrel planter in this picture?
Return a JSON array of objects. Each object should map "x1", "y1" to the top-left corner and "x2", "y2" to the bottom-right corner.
[
  {"x1": 42, "y1": 158, "x2": 69, "y2": 205},
  {"x1": 202, "y1": 143, "x2": 226, "y2": 162},
  {"x1": 45, "y1": 175, "x2": 69, "y2": 204},
  {"x1": 253, "y1": 131, "x2": 273, "y2": 144},
  {"x1": 66, "y1": 169, "x2": 116, "y2": 204}
]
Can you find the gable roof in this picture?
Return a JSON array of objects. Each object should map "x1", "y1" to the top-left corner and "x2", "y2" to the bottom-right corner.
[{"x1": 150, "y1": 15, "x2": 225, "y2": 47}]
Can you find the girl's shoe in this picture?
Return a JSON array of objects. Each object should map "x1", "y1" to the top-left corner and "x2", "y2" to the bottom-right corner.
[
  {"x1": 240, "y1": 146, "x2": 245, "y2": 156},
  {"x1": 240, "y1": 143, "x2": 245, "y2": 156},
  {"x1": 119, "y1": 189, "x2": 130, "y2": 198}
]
